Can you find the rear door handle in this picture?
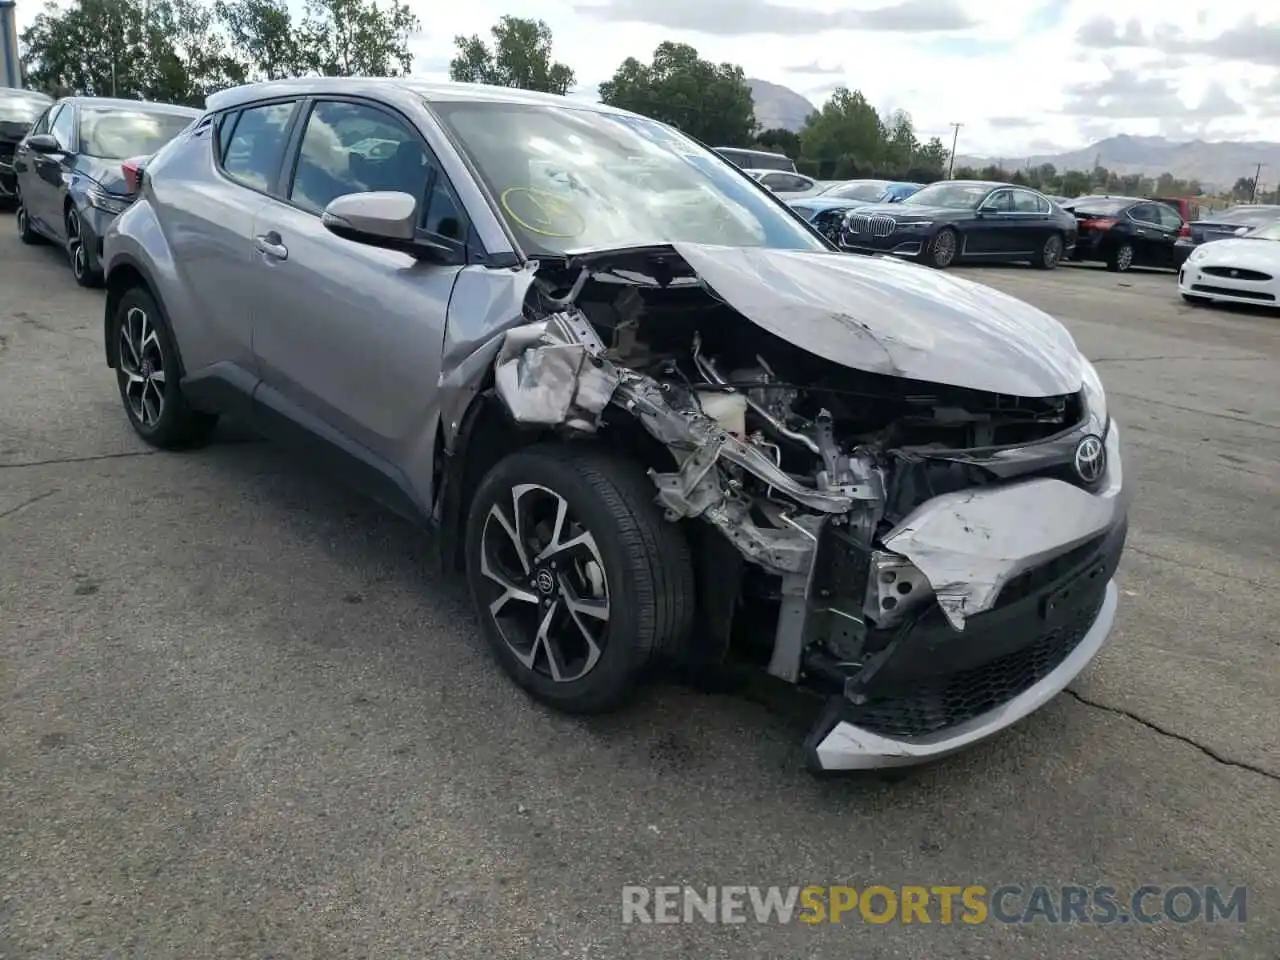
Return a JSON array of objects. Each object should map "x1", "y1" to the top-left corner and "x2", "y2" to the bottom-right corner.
[{"x1": 254, "y1": 232, "x2": 288, "y2": 260}]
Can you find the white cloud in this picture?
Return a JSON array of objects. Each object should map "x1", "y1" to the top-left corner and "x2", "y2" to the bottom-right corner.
[{"x1": 14, "y1": 0, "x2": 1280, "y2": 155}]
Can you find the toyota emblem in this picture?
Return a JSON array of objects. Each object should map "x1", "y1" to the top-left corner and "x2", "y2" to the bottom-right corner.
[
  {"x1": 1073, "y1": 435, "x2": 1106, "y2": 484},
  {"x1": 535, "y1": 569, "x2": 556, "y2": 594}
]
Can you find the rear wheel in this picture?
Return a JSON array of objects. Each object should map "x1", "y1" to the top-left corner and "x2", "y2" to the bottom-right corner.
[
  {"x1": 1032, "y1": 233, "x2": 1064, "y2": 270},
  {"x1": 112, "y1": 287, "x2": 218, "y2": 448},
  {"x1": 925, "y1": 227, "x2": 958, "y2": 269},
  {"x1": 465, "y1": 445, "x2": 694, "y2": 714},
  {"x1": 15, "y1": 193, "x2": 40, "y2": 245},
  {"x1": 1106, "y1": 241, "x2": 1135, "y2": 272}
]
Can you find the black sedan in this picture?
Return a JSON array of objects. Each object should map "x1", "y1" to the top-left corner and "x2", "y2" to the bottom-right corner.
[
  {"x1": 12, "y1": 96, "x2": 199, "y2": 287},
  {"x1": 836, "y1": 180, "x2": 1077, "y2": 270},
  {"x1": 0, "y1": 87, "x2": 53, "y2": 205},
  {"x1": 1062, "y1": 195, "x2": 1184, "y2": 272}
]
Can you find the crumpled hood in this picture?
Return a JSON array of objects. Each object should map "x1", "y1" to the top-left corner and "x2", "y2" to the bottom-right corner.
[
  {"x1": 671, "y1": 242, "x2": 1085, "y2": 397},
  {"x1": 0, "y1": 120, "x2": 33, "y2": 145}
]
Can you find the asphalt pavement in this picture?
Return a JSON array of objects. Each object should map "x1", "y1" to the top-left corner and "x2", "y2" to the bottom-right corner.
[{"x1": 2, "y1": 222, "x2": 1277, "y2": 959}]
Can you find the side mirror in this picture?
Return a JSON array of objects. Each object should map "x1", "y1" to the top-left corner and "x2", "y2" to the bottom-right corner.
[
  {"x1": 1234, "y1": 225, "x2": 1250, "y2": 236},
  {"x1": 27, "y1": 133, "x2": 60, "y2": 154},
  {"x1": 978, "y1": 203, "x2": 1000, "y2": 215},
  {"x1": 321, "y1": 191, "x2": 463, "y2": 264}
]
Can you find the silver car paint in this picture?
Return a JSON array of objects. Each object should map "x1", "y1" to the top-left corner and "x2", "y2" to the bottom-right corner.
[{"x1": 671, "y1": 242, "x2": 1085, "y2": 397}]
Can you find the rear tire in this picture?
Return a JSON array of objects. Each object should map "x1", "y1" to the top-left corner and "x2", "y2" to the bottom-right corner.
[
  {"x1": 465, "y1": 444, "x2": 695, "y2": 714},
  {"x1": 111, "y1": 286, "x2": 218, "y2": 449},
  {"x1": 1106, "y1": 241, "x2": 1134, "y2": 272},
  {"x1": 1032, "y1": 233, "x2": 1064, "y2": 270}
]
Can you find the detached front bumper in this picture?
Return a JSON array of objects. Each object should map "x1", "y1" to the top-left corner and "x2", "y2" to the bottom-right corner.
[{"x1": 802, "y1": 422, "x2": 1130, "y2": 772}]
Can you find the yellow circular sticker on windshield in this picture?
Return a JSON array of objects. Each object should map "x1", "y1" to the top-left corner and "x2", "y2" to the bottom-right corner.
[{"x1": 500, "y1": 187, "x2": 586, "y2": 239}]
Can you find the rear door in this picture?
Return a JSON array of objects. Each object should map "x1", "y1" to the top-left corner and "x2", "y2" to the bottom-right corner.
[
  {"x1": 1125, "y1": 203, "x2": 1165, "y2": 264},
  {"x1": 248, "y1": 96, "x2": 467, "y2": 486}
]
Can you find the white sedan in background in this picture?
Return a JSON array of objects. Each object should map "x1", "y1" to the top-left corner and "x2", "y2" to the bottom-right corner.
[{"x1": 1178, "y1": 218, "x2": 1280, "y2": 309}]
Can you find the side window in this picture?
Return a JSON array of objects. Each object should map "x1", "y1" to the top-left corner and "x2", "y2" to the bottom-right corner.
[
  {"x1": 220, "y1": 101, "x2": 296, "y2": 192},
  {"x1": 288, "y1": 100, "x2": 430, "y2": 216},
  {"x1": 216, "y1": 110, "x2": 239, "y2": 164},
  {"x1": 759, "y1": 172, "x2": 783, "y2": 189},
  {"x1": 1011, "y1": 189, "x2": 1042, "y2": 213},
  {"x1": 50, "y1": 104, "x2": 75, "y2": 150},
  {"x1": 1129, "y1": 203, "x2": 1157, "y2": 224},
  {"x1": 984, "y1": 190, "x2": 1014, "y2": 212},
  {"x1": 1157, "y1": 204, "x2": 1183, "y2": 230},
  {"x1": 788, "y1": 175, "x2": 813, "y2": 191},
  {"x1": 30, "y1": 106, "x2": 54, "y2": 136}
]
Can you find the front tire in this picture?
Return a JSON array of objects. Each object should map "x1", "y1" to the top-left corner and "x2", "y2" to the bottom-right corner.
[
  {"x1": 1106, "y1": 241, "x2": 1135, "y2": 272},
  {"x1": 16, "y1": 195, "x2": 40, "y2": 245},
  {"x1": 1032, "y1": 233, "x2": 1064, "y2": 270},
  {"x1": 465, "y1": 445, "x2": 695, "y2": 714},
  {"x1": 924, "y1": 227, "x2": 958, "y2": 269},
  {"x1": 66, "y1": 207, "x2": 102, "y2": 288},
  {"x1": 112, "y1": 287, "x2": 218, "y2": 448}
]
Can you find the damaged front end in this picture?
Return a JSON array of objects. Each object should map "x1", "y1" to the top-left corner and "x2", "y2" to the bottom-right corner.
[{"x1": 484, "y1": 242, "x2": 1130, "y2": 771}]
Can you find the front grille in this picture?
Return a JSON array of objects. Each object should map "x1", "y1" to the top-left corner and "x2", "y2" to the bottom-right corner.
[
  {"x1": 1190, "y1": 283, "x2": 1275, "y2": 301},
  {"x1": 1201, "y1": 266, "x2": 1272, "y2": 282},
  {"x1": 0, "y1": 142, "x2": 14, "y2": 163},
  {"x1": 846, "y1": 214, "x2": 896, "y2": 238},
  {"x1": 843, "y1": 594, "x2": 1103, "y2": 739}
]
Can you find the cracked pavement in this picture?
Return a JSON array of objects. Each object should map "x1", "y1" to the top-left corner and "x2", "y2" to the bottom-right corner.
[{"x1": 1, "y1": 226, "x2": 1277, "y2": 959}]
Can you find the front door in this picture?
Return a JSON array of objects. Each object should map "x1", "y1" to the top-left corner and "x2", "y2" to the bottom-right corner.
[
  {"x1": 966, "y1": 187, "x2": 1017, "y2": 254},
  {"x1": 248, "y1": 98, "x2": 468, "y2": 504},
  {"x1": 28, "y1": 104, "x2": 74, "y2": 234},
  {"x1": 1125, "y1": 203, "x2": 1166, "y2": 266}
]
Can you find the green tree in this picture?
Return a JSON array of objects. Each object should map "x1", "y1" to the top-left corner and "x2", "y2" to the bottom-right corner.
[
  {"x1": 880, "y1": 109, "x2": 918, "y2": 175},
  {"x1": 21, "y1": 0, "x2": 239, "y2": 104},
  {"x1": 449, "y1": 16, "x2": 574, "y2": 94},
  {"x1": 598, "y1": 42, "x2": 755, "y2": 146},
  {"x1": 798, "y1": 87, "x2": 884, "y2": 177},
  {"x1": 755, "y1": 127, "x2": 800, "y2": 158},
  {"x1": 299, "y1": 0, "x2": 419, "y2": 77},
  {"x1": 914, "y1": 137, "x2": 950, "y2": 177},
  {"x1": 215, "y1": 0, "x2": 304, "y2": 80}
]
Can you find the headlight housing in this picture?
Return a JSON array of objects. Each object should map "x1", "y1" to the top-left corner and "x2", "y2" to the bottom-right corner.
[
  {"x1": 898, "y1": 220, "x2": 933, "y2": 230},
  {"x1": 1080, "y1": 358, "x2": 1108, "y2": 435},
  {"x1": 86, "y1": 185, "x2": 131, "y2": 215}
]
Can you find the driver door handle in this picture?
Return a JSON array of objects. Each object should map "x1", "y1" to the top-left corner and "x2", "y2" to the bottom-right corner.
[{"x1": 254, "y1": 232, "x2": 288, "y2": 260}]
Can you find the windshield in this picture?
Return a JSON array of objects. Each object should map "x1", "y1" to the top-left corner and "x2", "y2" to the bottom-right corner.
[
  {"x1": 430, "y1": 101, "x2": 827, "y2": 257},
  {"x1": 78, "y1": 107, "x2": 195, "y2": 160},
  {"x1": 1214, "y1": 206, "x2": 1280, "y2": 226},
  {"x1": 1067, "y1": 197, "x2": 1132, "y2": 216},
  {"x1": 902, "y1": 181, "x2": 991, "y2": 209},
  {"x1": 1243, "y1": 219, "x2": 1280, "y2": 240},
  {"x1": 0, "y1": 90, "x2": 52, "y2": 123},
  {"x1": 825, "y1": 180, "x2": 890, "y2": 201}
]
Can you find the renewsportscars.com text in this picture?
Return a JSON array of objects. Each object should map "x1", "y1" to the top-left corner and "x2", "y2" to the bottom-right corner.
[{"x1": 621, "y1": 884, "x2": 1247, "y2": 925}]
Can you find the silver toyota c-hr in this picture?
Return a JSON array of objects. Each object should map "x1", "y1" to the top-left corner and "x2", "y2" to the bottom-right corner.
[{"x1": 101, "y1": 78, "x2": 1130, "y2": 773}]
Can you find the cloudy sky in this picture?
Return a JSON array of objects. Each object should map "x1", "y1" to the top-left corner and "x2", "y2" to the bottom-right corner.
[{"x1": 16, "y1": 0, "x2": 1280, "y2": 157}]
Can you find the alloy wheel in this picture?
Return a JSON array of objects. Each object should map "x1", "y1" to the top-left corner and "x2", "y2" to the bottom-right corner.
[
  {"x1": 934, "y1": 230, "x2": 957, "y2": 266},
  {"x1": 16, "y1": 204, "x2": 27, "y2": 236},
  {"x1": 1117, "y1": 244, "x2": 1134, "y2": 271},
  {"x1": 477, "y1": 483, "x2": 610, "y2": 683},
  {"x1": 1044, "y1": 235, "x2": 1062, "y2": 267},
  {"x1": 118, "y1": 305, "x2": 167, "y2": 427},
  {"x1": 66, "y1": 210, "x2": 86, "y2": 280}
]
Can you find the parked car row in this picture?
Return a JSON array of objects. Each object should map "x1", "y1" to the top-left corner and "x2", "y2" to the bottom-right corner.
[
  {"x1": 2, "y1": 78, "x2": 1131, "y2": 774},
  {"x1": 7, "y1": 94, "x2": 201, "y2": 286}
]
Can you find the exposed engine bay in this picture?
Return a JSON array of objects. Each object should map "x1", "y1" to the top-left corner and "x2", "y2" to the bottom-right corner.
[{"x1": 485, "y1": 242, "x2": 1125, "y2": 722}]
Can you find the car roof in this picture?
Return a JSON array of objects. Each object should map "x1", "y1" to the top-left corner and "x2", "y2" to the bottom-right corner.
[
  {"x1": 57, "y1": 96, "x2": 202, "y2": 116},
  {"x1": 206, "y1": 77, "x2": 635, "y2": 116},
  {"x1": 944, "y1": 180, "x2": 1011, "y2": 190},
  {"x1": 1072, "y1": 194, "x2": 1142, "y2": 204}
]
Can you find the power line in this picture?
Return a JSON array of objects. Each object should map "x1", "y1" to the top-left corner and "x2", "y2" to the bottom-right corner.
[{"x1": 947, "y1": 122, "x2": 964, "y2": 179}]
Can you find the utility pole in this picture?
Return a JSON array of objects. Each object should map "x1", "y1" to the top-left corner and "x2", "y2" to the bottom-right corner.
[
  {"x1": 1250, "y1": 162, "x2": 1264, "y2": 203},
  {"x1": 947, "y1": 122, "x2": 963, "y2": 179}
]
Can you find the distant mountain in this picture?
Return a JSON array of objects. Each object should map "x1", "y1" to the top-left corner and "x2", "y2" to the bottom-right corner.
[
  {"x1": 746, "y1": 79, "x2": 815, "y2": 133},
  {"x1": 957, "y1": 134, "x2": 1280, "y2": 192}
]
